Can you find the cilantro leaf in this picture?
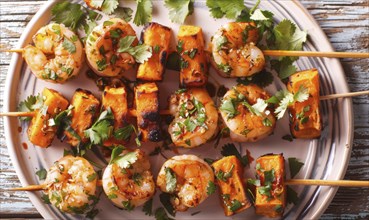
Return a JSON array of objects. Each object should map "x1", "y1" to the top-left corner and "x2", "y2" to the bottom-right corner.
[
  {"x1": 164, "y1": 0, "x2": 194, "y2": 24},
  {"x1": 221, "y1": 143, "x2": 249, "y2": 167},
  {"x1": 229, "y1": 199, "x2": 242, "y2": 212},
  {"x1": 118, "y1": 36, "x2": 153, "y2": 63},
  {"x1": 36, "y1": 168, "x2": 47, "y2": 181},
  {"x1": 87, "y1": 0, "x2": 104, "y2": 9},
  {"x1": 159, "y1": 193, "x2": 176, "y2": 217},
  {"x1": 109, "y1": 146, "x2": 125, "y2": 164},
  {"x1": 51, "y1": 1, "x2": 85, "y2": 31},
  {"x1": 142, "y1": 198, "x2": 153, "y2": 216},
  {"x1": 114, "y1": 7, "x2": 133, "y2": 22},
  {"x1": 84, "y1": 108, "x2": 114, "y2": 145},
  {"x1": 18, "y1": 94, "x2": 44, "y2": 121},
  {"x1": 206, "y1": 0, "x2": 246, "y2": 19},
  {"x1": 165, "y1": 168, "x2": 177, "y2": 193},
  {"x1": 114, "y1": 151, "x2": 138, "y2": 169},
  {"x1": 288, "y1": 157, "x2": 304, "y2": 178},
  {"x1": 114, "y1": 124, "x2": 135, "y2": 141},
  {"x1": 207, "y1": 181, "x2": 216, "y2": 195},
  {"x1": 133, "y1": 0, "x2": 152, "y2": 26},
  {"x1": 101, "y1": 0, "x2": 119, "y2": 15},
  {"x1": 274, "y1": 19, "x2": 307, "y2": 53}
]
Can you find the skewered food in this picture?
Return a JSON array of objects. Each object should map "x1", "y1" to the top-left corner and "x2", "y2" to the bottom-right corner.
[
  {"x1": 254, "y1": 154, "x2": 286, "y2": 218},
  {"x1": 27, "y1": 88, "x2": 69, "y2": 148},
  {"x1": 168, "y1": 88, "x2": 218, "y2": 148},
  {"x1": 177, "y1": 25, "x2": 208, "y2": 87},
  {"x1": 43, "y1": 155, "x2": 98, "y2": 214},
  {"x1": 212, "y1": 155, "x2": 251, "y2": 216},
  {"x1": 209, "y1": 22, "x2": 265, "y2": 78},
  {"x1": 287, "y1": 68, "x2": 321, "y2": 138},
  {"x1": 156, "y1": 155, "x2": 215, "y2": 212},
  {"x1": 64, "y1": 89, "x2": 100, "y2": 147},
  {"x1": 85, "y1": 18, "x2": 138, "y2": 77},
  {"x1": 137, "y1": 22, "x2": 172, "y2": 81},
  {"x1": 102, "y1": 149, "x2": 155, "y2": 210},
  {"x1": 23, "y1": 23, "x2": 84, "y2": 83},
  {"x1": 101, "y1": 86, "x2": 129, "y2": 147},
  {"x1": 219, "y1": 84, "x2": 276, "y2": 142},
  {"x1": 134, "y1": 82, "x2": 162, "y2": 142}
]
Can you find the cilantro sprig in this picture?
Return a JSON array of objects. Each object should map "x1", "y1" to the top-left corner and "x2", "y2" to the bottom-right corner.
[
  {"x1": 84, "y1": 108, "x2": 114, "y2": 145},
  {"x1": 18, "y1": 94, "x2": 45, "y2": 121},
  {"x1": 118, "y1": 36, "x2": 152, "y2": 63},
  {"x1": 133, "y1": 0, "x2": 153, "y2": 26},
  {"x1": 164, "y1": 0, "x2": 194, "y2": 24}
]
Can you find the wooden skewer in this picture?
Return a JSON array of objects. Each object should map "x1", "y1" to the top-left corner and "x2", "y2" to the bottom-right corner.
[
  {"x1": 7, "y1": 180, "x2": 103, "y2": 191},
  {"x1": 319, "y1": 90, "x2": 369, "y2": 101},
  {"x1": 4, "y1": 48, "x2": 369, "y2": 59},
  {"x1": 285, "y1": 179, "x2": 369, "y2": 187},
  {"x1": 0, "y1": 112, "x2": 36, "y2": 117},
  {"x1": 8, "y1": 178, "x2": 369, "y2": 191},
  {"x1": 263, "y1": 50, "x2": 369, "y2": 58}
]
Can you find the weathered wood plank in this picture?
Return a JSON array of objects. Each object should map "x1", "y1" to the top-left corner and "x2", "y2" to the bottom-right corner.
[{"x1": 0, "y1": 0, "x2": 367, "y2": 218}]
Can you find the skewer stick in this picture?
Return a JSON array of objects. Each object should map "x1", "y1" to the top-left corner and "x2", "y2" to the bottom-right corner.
[
  {"x1": 285, "y1": 179, "x2": 369, "y2": 187},
  {"x1": 0, "y1": 112, "x2": 36, "y2": 117},
  {"x1": 0, "y1": 49, "x2": 24, "y2": 53},
  {"x1": 319, "y1": 90, "x2": 369, "y2": 101},
  {"x1": 263, "y1": 50, "x2": 369, "y2": 58},
  {"x1": 7, "y1": 180, "x2": 103, "y2": 191}
]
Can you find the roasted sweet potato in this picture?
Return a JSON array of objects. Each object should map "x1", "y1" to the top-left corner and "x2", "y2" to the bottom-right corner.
[
  {"x1": 287, "y1": 68, "x2": 321, "y2": 139},
  {"x1": 255, "y1": 154, "x2": 286, "y2": 218},
  {"x1": 102, "y1": 86, "x2": 128, "y2": 147},
  {"x1": 177, "y1": 25, "x2": 208, "y2": 87},
  {"x1": 212, "y1": 156, "x2": 251, "y2": 216},
  {"x1": 27, "y1": 88, "x2": 69, "y2": 148},
  {"x1": 137, "y1": 22, "x2": 172, "y2": 81},
  {"x1": 134, "y1": 83, "x2": 162, "y2": 142},
  {"x1": 65, "y1": 89, "x2": 100, "y2": 147}
]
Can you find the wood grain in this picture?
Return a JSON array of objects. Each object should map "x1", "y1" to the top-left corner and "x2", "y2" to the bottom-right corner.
[{"x1": 0, "y1": 0, "x2": 368, "y2": 219}]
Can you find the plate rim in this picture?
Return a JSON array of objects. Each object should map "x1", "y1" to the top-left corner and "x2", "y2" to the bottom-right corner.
[{"x1": 3, "y1": 0, "x2": 354, "y2": 219}]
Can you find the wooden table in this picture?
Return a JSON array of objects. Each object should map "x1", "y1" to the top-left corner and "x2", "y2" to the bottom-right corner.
[{"x1": 0, "y1": 0, "x2": 368, "y2": 219}]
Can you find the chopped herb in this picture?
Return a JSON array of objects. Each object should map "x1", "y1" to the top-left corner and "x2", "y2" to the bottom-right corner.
[
  {"x1": 222, "y1": 194, "x2": 230, "y2": 201},
  {"x1": 214, "y1": 35, "x2": 228, "y2": 51},
  {"x1": 62, "y1": 38, "x2": 76, "y2": 54},
  {"x1": 275, "y1": 204, "x2": 283, "y2": 213},
  {"x1": 108, "y1": 193, "x2": 117, "y2": 199},
  {"x1": 41, "y1": 193, "x2": 50, "y2": 204},
  {"x1": 288, "y1": 157, "x2": 304, "y2": 178},
  {"x1": 110, "y1": 54, "x2": 118, "y2": 65},
  {"x1": 159, "y1": 193, "x2": 176, "y2": 217},
  {"x1": 61, "y1": 66, "x2": 74, "y2": 76},
  {"x1": 263, "y1": 118, "x2": 272, "y2": 127},
  {"x1": 188, "y1": 48, "x2": 198, "y2": 59},
  {"x1": 229, "y1": 199, "x2": 242, "y2": 212},
  {"x1": 219, "y1": 99, "x2": 238, "y2": 119},
  {"x1": 96, "y1": 58, "x2": 108, "y2": 71},
  {"x1": 109, "y1": 29, "x2": 122, "y2": 38},
  {"x1": 165, "y1": 168, "x2": 177, "y2": 193},
  {"x1": 264, "y1": 169, "x2": 275, "y2": 185},
  {"x1": 184, "y1": 118, "x2": 197, "y2": 132},
  {"x1": 286, "y1": 186, "x2": 299, "y2": 205},
  {"x1": 103, "y1": 20, "x2": 114, "y2": 27},
  {"x1": 154, "y1": 207, "x2": 174, "y2": 220},
  {"x1": 177, "y1": 40, "x2": 184, "y2": 53},
  {"x1": 153, "y1": 45, "x2": 161, "y2": 53},
  {"x1": 207, "y1": 181, "x2": 216, "y2": 195},
  {"x1": 122, "y1": 200, "x2": 134, "y2": 211},
  {"x1": 216, "y1": 164, "x2": 234, "y2": 182},
  {"x1": 180, "y1": 58, "x2": 189, "y2": 69},
  {"x1": 247, "y1": 178, "x2": 261, "y2": 186},
  {"x1": 258, "y1": 185, "x2": 271, "y2": 197},
  {"x1": 36, "y1": 168, "x2": 47, "y2": 181},
  {"x1": 84, "y1": 108, "x2": 114, "y2": 145},
  {"x1": 185, "y1": 139, "x2": 191, "y2": 146},
  {"x1": 132, "y1": 173, "x2": 143, "y2": 186},
  {"x1": 204, "y1": 158, "x2": 215, "y2": 165},
  {"x1": 114, "y1": 124, "x2": 135, "y2": 141},
  {"x1": 217, "y1": 63, "x2": 232, "y2": 73},
  {"x1": 87, "y1": 173, "x2": 97, "y2": 182}
]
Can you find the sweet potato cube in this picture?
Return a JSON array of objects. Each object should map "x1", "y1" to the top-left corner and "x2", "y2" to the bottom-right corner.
[
  {"x1": 42, "y1": 88, "x2": 69, "y2": 116},
  {"x1": 287, "y1": 68, "x2": 321, "y2": 139},
  {"x1": 255, "y1": 154, "x2": 286, "y2": 218},
  {"x1": 134, "y1": 83, "x2": 162, "y2": 142},
  {"x1": 27, "y1": 110, "x2": 56, "y2": 148},
  {"x1": 102, "y1": 86, "x2": 128, "y2": 147},
  {"x1": 137, "y1": 22, "x2": 172, "y2": 81},
  {"x1": 178, "y1": 25, "x2": 208, "y2": 87},
  {"x1": 65, "y1": 89, "x2": 100, "y2": 146},
  {"x1": 212, "y1": 156, "x2": 251, "y2": 216}
]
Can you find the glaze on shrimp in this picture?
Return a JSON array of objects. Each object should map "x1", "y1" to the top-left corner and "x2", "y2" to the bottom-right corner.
[
  {"x1": 219, "y1": 84, "x2": 276, "y2": 142},
  {"x1": 43, "y1": 155, "x2": 97, "y2": 214},
  {"x1": 85, "y1": 18, "x2": 138, "y2": 77},
  {"x1": 168, "y1": 88, "x2": 218, "y2": 148},
  {"x1": 156, "y1": 155, "x2": 215, "y2": 212},
  {"x1": 102, "y1": 149, "x2": 155, "y2": 210},
  {"x1": 23, "y1": 23, "x2": 84, "y2": 83},
  {"x1": 209, "y1": 22, "x2": 265, "y2": 78}
]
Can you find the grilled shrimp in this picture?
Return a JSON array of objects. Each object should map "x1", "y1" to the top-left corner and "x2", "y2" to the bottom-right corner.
[
  {"x1": 85, "y1": 18, "x2": 138, "y2": 77},
  {"x1": 43, "y1": 155, "x2": 97, "y2": 214},
  {"x1": 157, "y1": 155, "x2": 215, "y2": 212},
  {"x1": 168, "y1": 88, "x2": 218, "y2": 148},
  {"x1": 23, "y1": 23, "x2": 84, "y2": 83},
  {"x1": 209, "y1": 22, "x2": 265, "y2": 78},
  {"x1": 219, "y1": 84, "x2": 276, "y2": 142},
  {"x1": 102, "y1": 149, "x2": 155, "y2": 210}
]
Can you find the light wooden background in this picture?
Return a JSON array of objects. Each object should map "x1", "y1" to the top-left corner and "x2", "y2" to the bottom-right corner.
[{"x1": 0, "y1": 0, "x2": 368, "y2": 219}]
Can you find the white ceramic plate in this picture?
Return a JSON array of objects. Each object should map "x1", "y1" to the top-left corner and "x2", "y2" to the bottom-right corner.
[{"x1": 4, "y1": 1, "x2": 353, "y2": 219}]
